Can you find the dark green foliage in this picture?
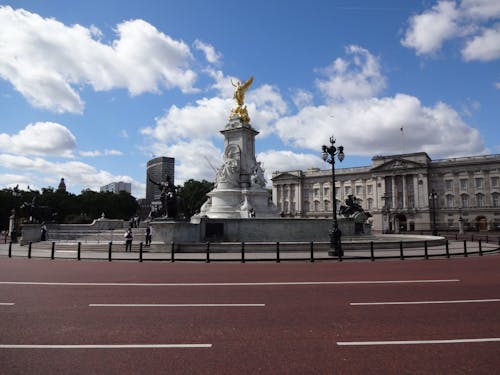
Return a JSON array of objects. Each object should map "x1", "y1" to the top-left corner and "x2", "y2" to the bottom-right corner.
[
  {"x1": 0, "y1": 187, "x2": 139, "y2": 228},
  {"x1": 177, "y1": 179, "x2": 214, "y2": 219}
]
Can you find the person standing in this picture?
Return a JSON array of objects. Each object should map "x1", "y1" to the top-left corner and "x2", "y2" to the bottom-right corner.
[
  {"x1": 40, "y1": 222, "x2": 47, "y2": 241},
  {"x1": 145, "y1": 224, "x2": 152, "y2": 247},
  {"x1": 124, "y1": 227, "x2": 133, "y2": 252}
]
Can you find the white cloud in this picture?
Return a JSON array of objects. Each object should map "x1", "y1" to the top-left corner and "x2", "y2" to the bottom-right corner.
[
  {"x1": 402, "y1": 0, "x2": 500, "y2": 62},
  {"x1": 257, "y1": 150, "x2": 324, "y2": 183},
  {"x1": 462, "y1": 24, "x2": 500, "y2": 61},
  {"x1": 291, "y1": 89, "x2": 314, "y2": 109},
  {"x1": 145, "y1": 139, "x2": 223, "y2": 184},
  {"x1": 79, "y1": 149, "x2": 123, "y2": 157},
  {"x1": 0, "y1": 153, "x2": 144, "y2": 196},
  {"x1": 0, "y1": 6, "x2": 197, "y2": 113},
  {"x1": 275, "y1": 94, "x2": 487, "y2": 158},
  {"x1": 461, "y1": 0, "x2": 500, "y2": 20},
  {"x1": 315, "y1": 45, "x2": 386, "y2": 101},
  {"x1": 0, "y1": 122, "x2": 76, "y2": 157},
  {"x1": 401, "y1": 1, "x2": 460, "y2": 55},
  {"x1": 194, "y1": 39, "x2": 222, "y2": 64}
]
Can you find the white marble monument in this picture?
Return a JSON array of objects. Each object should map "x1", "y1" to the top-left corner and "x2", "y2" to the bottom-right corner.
[{"x1": 192, "y1": 77, "x2": 279, "y2": 221}]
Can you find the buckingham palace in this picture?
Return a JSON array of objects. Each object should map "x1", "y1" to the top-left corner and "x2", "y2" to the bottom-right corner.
[{"x1": 271, "y1": 152, "x2": 500, "y2": 233}]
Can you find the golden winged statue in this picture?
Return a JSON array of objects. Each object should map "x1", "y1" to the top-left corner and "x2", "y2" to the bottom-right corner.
[{"x1": 230, "y1": 76, "x2": 254, "y2": 123}]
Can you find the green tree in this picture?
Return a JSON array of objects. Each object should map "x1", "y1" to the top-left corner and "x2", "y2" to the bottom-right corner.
[{"x1": 177, "y1": 179, "x2": 214, "y2": 219}]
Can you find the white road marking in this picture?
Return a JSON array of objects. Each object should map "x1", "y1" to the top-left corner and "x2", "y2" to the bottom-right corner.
[
  {"x1": 0, "y1": 303, "x2": 14, "y2": 306},
  {"x1": 0, "y1": 344, "x2": 212, "y2": 349},
  {"x1": 337, "y1": 338, "x2": 500, "y2": 346},
  {"x1": 350, "y1": 298, "x2": 500, "y2": 306},
  {"x1": 89, "y1": 303, "x2": 265, "y2": 307},
  {"x1": 0, "y1": 279, "x2": 460, "y2": 287}
]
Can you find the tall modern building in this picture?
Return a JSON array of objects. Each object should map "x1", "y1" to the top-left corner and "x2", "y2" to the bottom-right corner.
[
  {"x1": 272, "y1": 152, "x2": 500, "y2": 233},
  {"x1": 146, "y1": 156, "x2": 175, "y2": 203},
  {"x1": 100, "y1": 181, "x2": 132, "y2": 194}
]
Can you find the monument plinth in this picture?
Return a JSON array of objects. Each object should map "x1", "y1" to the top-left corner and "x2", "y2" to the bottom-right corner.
[
  {"x1": 192, "y1": 116, "x2": 279, "y2": 220},
  {"x1": 192, "y1": 76, "x2": 279, "y2": 221}
]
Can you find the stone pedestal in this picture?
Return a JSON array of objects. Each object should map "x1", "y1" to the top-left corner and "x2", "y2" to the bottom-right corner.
[{"x1": 192, "y1": 117, "x2": 279, "y2": 221}]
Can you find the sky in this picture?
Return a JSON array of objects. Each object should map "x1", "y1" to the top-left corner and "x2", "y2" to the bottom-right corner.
[{"x1": 0, "y1": 0, "x2": 499, "y2": 198}]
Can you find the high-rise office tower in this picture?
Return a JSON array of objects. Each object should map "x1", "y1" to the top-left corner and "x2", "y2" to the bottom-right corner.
[{"x1": 146, "y1": 156, "x2": 175, "y2": 203}]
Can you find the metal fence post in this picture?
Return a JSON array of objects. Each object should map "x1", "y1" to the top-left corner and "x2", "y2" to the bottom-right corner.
[
  {"x1": 478, "y1": 240, "x2": 483, "y2": 256},
  {"x1": 77, "y1": 242, "x2": 81, "y2": 260},
  {"x1": 8, "y1": 242, "x2": 12, "y2": 258},
  {"x1": 28, "y1": 241, "x2": 32, "y2": 259},
  {"x1": 206, "y1": 242, "x2": 210, "y2": 263},
  {"x1": 370, "y1": 241, "x2": 374, "y2": 261},
  {"x1": 139, "y1": 242, "x2": 143, "y2": 262},
  {"x1": 108, "y1": 241, "x2": 112, "y2": 261},
  {"x1": 241, "y1": 242, "x2": 245, "y2": 263},
  {"x1": 171, "y1": 242, "x2": 175, "y2": 262},
  {"x1": 445, "y1": 240, "x2": 450, "y2": 258},
  {"x1": 310, "y1": 241, "x2": 314, "y2": 263},
  {"x1": 399, "y1": 241, "x2": 404, "y2": 260},
  {"x1": 463, "y1": 240, "x2": 468, "y2": 257},
  {"x1": 51, "y1": 241, "x2": 55, "y2": 260},
  {"x1": 424, "y1": 241, "x2": 428, "y2": 260},
  {"x1": 276, "y1": 241, "x2": 280, "y2": 263}
]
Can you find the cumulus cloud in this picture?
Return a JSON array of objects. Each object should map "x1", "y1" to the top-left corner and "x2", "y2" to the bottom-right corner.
[
  {"x1": 0, "y1": 6, "x2": 197, "y2": 113},
  {"x1": 462, "y1": 24, "x2": 500, "y2": 61},
  {"x1": 194, "y1": 39, "x2": 222, "y2": 64},
  {"x1": 402, "y1": 0, "x2": 500, "y2": 61},
  {"x1": 401, "y1": 1, "x2": 460, "y2": 55},
  {"x1": 0, "y1": 153, "x2": 144, "y2": 196},
  {"x1": 315, "y1": 45, "x2": 386, "y2": 101},
  {"x1": 257, "y1": 150, "x2": 324, "y2": 183},
  {"x1": 0, "y1": 122, "x2": 76, "y2": 157},
  {"x1": 275, "y1": 94, "x2": 487, "y2": 158}
]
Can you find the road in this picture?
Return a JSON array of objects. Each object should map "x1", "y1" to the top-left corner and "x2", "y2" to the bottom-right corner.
[{"x1": 0, "y1": 256, "x2": 499, "y2": 374}]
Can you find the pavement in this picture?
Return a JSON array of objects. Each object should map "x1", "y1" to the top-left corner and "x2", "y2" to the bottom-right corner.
[{"x1": 0, "y1": 239, "x2": 499, "y2": 262}]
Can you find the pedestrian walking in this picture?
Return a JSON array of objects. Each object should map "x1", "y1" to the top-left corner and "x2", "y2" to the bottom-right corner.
[{"x1": 124, "y1": 227, "x2": 133, "y2": 252}]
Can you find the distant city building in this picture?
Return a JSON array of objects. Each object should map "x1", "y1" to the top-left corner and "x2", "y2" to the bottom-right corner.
[
  {"x1": 272, "y1": 152, "x2": 500, "y2": 233},
  {"x1": 57, "y1": 178, "x2": 66, "y2": 192},
  {"x1": 146, "y1": 156, "x2": 175, "y2": 203},
  {"x1": 100, "y1": 181, "x2": 132, "y2": 194}
]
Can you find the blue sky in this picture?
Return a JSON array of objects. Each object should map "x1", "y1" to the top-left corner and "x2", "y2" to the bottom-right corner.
[{"x1": 0, "y1": 0, "x2": 499, "y2": 198}]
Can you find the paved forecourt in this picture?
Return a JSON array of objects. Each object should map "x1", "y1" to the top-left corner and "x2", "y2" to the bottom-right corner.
[{"x1": 0, "y1": 256, "x2": 499, "y2": 374}]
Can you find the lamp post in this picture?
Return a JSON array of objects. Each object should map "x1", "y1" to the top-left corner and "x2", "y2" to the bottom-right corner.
[
  {"x1": 428, "y1": 190, "x2": 438, "y2": 236},
  {"x1": 322, "y1": 136, "x2": 345, "y2": 256},
  {"x1": 381, "y1": 193, "x2": 390, "y2": 234}
]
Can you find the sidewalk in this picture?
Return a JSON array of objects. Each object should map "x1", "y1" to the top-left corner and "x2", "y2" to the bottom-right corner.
[{"x1": 1, "y1": 240, "x2": 498, "y2": 262}]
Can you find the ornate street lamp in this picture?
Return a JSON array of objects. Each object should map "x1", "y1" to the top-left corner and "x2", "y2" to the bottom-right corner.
[
  {"x1": 322, "y1": 136, "x2": 345, "y2": 256},
  {"x1": 428, "y1": 190, "x2": 438, "y2": 236}
]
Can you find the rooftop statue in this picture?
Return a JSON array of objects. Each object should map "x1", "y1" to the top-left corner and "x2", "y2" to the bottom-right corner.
[{"x1": 230, "y1": 76, "x2": 253, "y2": 123}]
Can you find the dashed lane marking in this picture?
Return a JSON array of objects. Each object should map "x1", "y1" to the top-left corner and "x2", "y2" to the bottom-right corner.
[
  {"x1": 89, "y1": 303, "x2": 265, "y2": 307},
  {"x1": 0, "y1": 344, "x2": 212, "y2": 349},
  {"x1": 337, "y1": 338, "x2": 500, "y2": 346},
  {"x1": 350, "y1": 298, "x2": 500, "y2": 306}
]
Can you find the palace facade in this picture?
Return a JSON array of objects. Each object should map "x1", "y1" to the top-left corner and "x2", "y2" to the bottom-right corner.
[{"x1": 271, "y1": 152, "x2": 500, "y2": 233}]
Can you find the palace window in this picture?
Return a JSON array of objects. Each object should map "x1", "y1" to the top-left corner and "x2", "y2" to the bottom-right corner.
[
  {"x1": 460, "y1": 179, "x2": 468, "y2": 191},
  {"x1": 446, "y1": 195, "x2": 454, "y2": 208},
  {"x1": 475, "y1": 178, "x2": 483, "y2": 189},
  {"x1": 461, "y1": 194, "x2": 469, "y2": 208},
  {"x1": 445, "y1": 179, "x2": 453, "y2": 191},
  {"x1": 491, "y1": 176, "x2": 499, "y2": 188},
  {"x1": 355, "y1": 185, "x2": 362, "y2": 195},
  {"x1": 476, "y1": 193, "x2": 484, "y2": 208},
  {"x1": 367, "y1": 198, "x2": 373, "y2": 210},
  {"x1": 367, "y1": 185, "x2": 373, "y2": 194},
  {"x1": 492, "y1": 193, "x2": 499, "y2": 208},
  {"x1": 324, "y1": 200, "x2": 329, "y2": 211}
]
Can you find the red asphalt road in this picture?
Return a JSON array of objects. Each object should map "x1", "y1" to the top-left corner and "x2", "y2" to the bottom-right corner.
[{"x1": 0, "y1": 256, "x2": 499, "y2": 374}]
